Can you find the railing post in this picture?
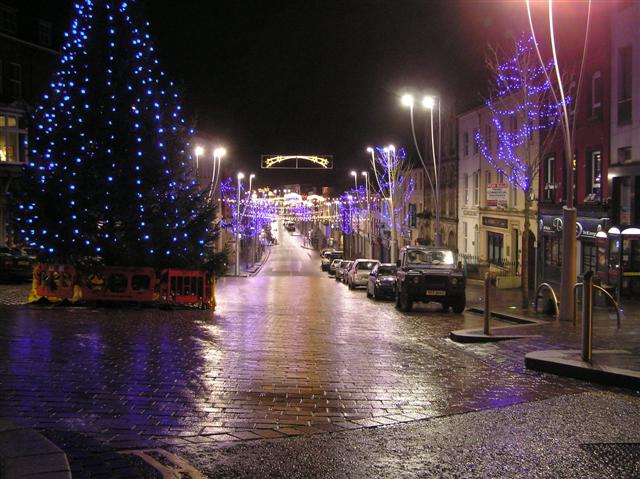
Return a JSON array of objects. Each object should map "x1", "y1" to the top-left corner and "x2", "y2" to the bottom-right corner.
[
  {"x1": 581, "y1": 271, "x2": 593, "y2": 362},
  {"x1": 484, "y1": 272, "x2": 491, "y2": 336}
]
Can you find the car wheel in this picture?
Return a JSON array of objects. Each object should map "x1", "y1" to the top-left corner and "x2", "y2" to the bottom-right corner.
[
  {"x1": 366, "y1": 285, "x2": 372, "y2": 298},
  {"x1": 395, "y1": 287, "x2": 401, "y2": 309},
  {"x1": 372, "y1": 286, "x2": 378, "y2": 300},
  {"x1": 452, "y1": 297, "x2": 466, "y2": 314},
  {"x1": 335, "y1": 275, "x2": 341, "y2": 282},
  {"x1": 441, "y1": 302, "x2": 450, "y2": 313},
  {"x1": 348, "y1": 280, "x2": 354, "y2": 290},
  {"x1": 398, "y1": 289, "x2": 412, "y2": 312}
]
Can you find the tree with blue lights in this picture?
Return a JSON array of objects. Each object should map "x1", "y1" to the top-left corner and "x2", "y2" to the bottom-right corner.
[
  {"x1": 16, "y1": 0, "x2": 216, "y2": 269},
  {"x1": 476, "y1": 35, "x2": 564, "y2": 306}
]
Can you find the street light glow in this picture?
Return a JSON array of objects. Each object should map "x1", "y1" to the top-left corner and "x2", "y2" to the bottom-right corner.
[
  {"x1": 195, "y1": 146, "x2": 204, "y2": 156},
  {"x1": 422, "y1": 95, "x2": 435, "y2": 109},
  {"x1": 366, "y1": 147, "x2": 373, "y2": 153},
  {"x1": 214, "y1": 147, "x2": 226, "y2": 157},
  {"x1": 401, "y1": 94, "x2": 414, "y2": 107},
  {"x1": 388, "y1": 144, "x2": 395, "y2": 151},
  {"x1": 350, "y1": 171, "x2": 357, "y2": 177},
  {"x1": 361, "y1": 171, "x2": 368, "y2": 177},
  {"x1": 237, "y1": 172, "x2": 244, "y2": 180}
]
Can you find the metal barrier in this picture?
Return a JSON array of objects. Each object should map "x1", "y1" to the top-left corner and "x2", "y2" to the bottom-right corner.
[
  {"x1": 573, "y1": 282, "x2": 622, "y2": 328},
  {"x1": 534, "y1": 282, "x2": 559, "y2": 318}
]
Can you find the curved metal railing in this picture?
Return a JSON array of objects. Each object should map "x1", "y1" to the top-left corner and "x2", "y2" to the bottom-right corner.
[
  {"x1": 534, "y1": 282, "x2": 559, "y2": 318},
  {"x1": 573, "y1": 282, "x2": 622, "y2": 328}
]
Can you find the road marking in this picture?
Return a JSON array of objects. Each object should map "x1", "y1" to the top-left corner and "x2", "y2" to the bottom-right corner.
[{"x1": 118, "y1": 449, "x2": 206, "y2": 479}]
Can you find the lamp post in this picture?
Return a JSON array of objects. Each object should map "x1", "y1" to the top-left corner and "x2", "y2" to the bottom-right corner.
[
  {"x1": 401, "y1": 93, "x2": 441, "y2": 246},
  {"x1": 362, "y1": 171, "x2": 372, "y2": 258},
  {"x1": 208, "y1": 147, "x2": 225, "y2": 203},
  {"x1": 248, "y1": 174, "x2": 256, "y2": 264},
  {"x1": 235, "y1": 172, "x2": 244, "y2": 276},
  {"x1": 386, "y1": 145, "x2": 399, "y2": 263}
]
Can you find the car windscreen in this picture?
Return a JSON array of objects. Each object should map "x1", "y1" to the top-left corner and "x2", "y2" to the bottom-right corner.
[
  {"x1": 356, "y1": 261, "x2": 377, "y2": 271},
  {"x1": 378, "y1": 266, "x2": 397, "y2": 276},
  {"x1": 406, "y1": 250, "x2": 455, "y2": 266}
]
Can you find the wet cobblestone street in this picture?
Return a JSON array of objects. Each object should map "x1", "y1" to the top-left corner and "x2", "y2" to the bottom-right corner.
[{"x1": 0, "y1": 228, "x2": 638, "y2": 477}]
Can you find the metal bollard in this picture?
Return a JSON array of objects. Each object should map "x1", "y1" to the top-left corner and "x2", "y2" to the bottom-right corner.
[
  {"x1": 581, "y1": 271, "x2": 593, "y2": 362},
  {"x1": 484, "y1": 272, "x2": 491, "y2": 336}
]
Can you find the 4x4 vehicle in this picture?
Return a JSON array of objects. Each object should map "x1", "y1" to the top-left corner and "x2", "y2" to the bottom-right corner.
[
  {"x1": 321, "y1": 250, "x2": 344, "y2": 272},
  {"x1": 395, "y1": 246, "x2": 465, "y2": 313}
]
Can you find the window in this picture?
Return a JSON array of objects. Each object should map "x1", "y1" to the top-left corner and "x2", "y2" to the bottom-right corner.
[
  {"x1": 618, "y1": 46, "x2": 632, "y2": 125},
  {"x1": 473, "y1": 172, "x2": 479, "y2": 205},
  {"x1": 485, "y1": 124, "x2": 492, "y2": 152},
  {"x1": 582, "y1": 243, "x2": 596, "y2": 275},
  {"x1": 9, "y1": 62, "x2": 21, "y2": 99},
  {"x1": 463, "y1": 132, "x2": 469, "y2": 156},
  {"x1": 485, "y1": 171, "x2": 491, "y2": 189},
  {"x1": 544, "y1": 236, "x2": 562, "y2": 267},
  {"x1": 463, "y1": 173, "x2": 468, "y2": 205},
  {"x1": 586, "y1": 150, "x2": 602, "y2": 200},
  {"x1": 618, "y1": 146, "x2": 632, "y2": 164},
  {"x1": 510, "y1": 115, "x2": 518, "y2": 133},
  {"x1": 0, "y1": 114, "x2": 24, "y2": 163},
  {"x1": 473, "y1": 129, "x2": 479, "y2": 154},
  {"x1": 38, "y1": 20, "x2": 52, "y2": 47},
  {"x1": 488, "y1": 232, "x2": 504, "y2": 264},
  {"x1": 543, "y1": 156, "x2": 556, "y2": 201},
  {"x1": 510, "y1": 184, "x2": 518, "y2": 208},
  {"x1": 0, "y1": 5, "x2": 16, "y2": 33},
  {"x1": 463, "y1": 222, "x2": 468, "y2": 253},
  {"x1": 589, "y1": 71, "x2": 603, "y2": 119}
]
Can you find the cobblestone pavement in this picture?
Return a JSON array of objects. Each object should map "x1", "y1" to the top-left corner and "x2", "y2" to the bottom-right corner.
[{"x1": 0, "y1": 227, "x2": 637, "y2": 477}]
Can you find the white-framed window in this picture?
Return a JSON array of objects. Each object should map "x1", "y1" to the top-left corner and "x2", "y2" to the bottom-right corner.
[
  {"x1": 463, "y1": 132, "x2": 469, "y2": 156},
  {"x1": 590, "y1": 71, "x2": 602, "y2": 119},
  {"x1": 485, "y1": 124, "x2": 492, "y2": 152},
  {"x1": 38, "y1": 20, "x2": 52, "y2": 47},
  {"x1": 463, "y1": 173, "x2": 469, "y2": 205},
  {"x1": 9, "y1": 62, "x2": 21, "y2": 99},
  {"x1": 463, "y1": 222, "x2": 468, "y2": 253},
  {"x1": 485, "y1": 171, "x2": 491, "y2": 188},
  {"x1": 510, "y1": 184, "x2": 518, "y2": 208},
  {"x1": 473, "y1": 171, "x2": 479, "y2": 205},
  {"x1": 543, "y1": 156, "x2": 556, "y2": 201},
  {"x1": 473, "y1": 129, "x2": 479, "y2": 154},
  {"x1": 588, "y1": 149, "x2": 602, "y2": 200}
]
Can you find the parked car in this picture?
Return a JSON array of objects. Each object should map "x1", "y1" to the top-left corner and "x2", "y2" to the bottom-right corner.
[
  {"x1": 347, "y1": 259, "x2": 380, "y2": 289},
  {"x1": 320, "y1": 249, "x2": 334, "y2": 271},
  {"x1": 395, "y1": 246, "x2": 465, "y2": 313},
  {"x1": 284, "y1": 221, "x2": 296, "y2": 232},
  {"x1": 322, "y1": 250, "x2": 344, "y2": 272},
  {"x1": 366, "y1": 263, "x2": 397, "y2": 300},
  {"x1": 334, "y1": 260, "x2": 347, "y2": 281},
  {"x1": 339, "y1": 260, "x2": 353, "y2": 283},
  {"x1": 0, "y1": 247, "x2": 33, "y2": 283},
  {"x1": 329, "y1": 258, "x2": 342, "y2": 276}
]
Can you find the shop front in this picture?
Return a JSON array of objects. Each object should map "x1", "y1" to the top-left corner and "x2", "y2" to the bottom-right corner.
[
  {"x1": 539, "y1": 214, "x2": 608, "y2": 285},
  {"x1": 596, "y1": 226, "x2": 640, "y2": 300}
]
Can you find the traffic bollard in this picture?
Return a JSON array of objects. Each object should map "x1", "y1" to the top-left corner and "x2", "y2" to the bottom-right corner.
[{"x1": 581, "y1": 271, "x2": 593, "y2": 362}]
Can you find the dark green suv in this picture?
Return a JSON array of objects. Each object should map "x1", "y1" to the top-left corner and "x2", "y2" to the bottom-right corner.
[{"x1": 395, "y1": 246, "x2": 465, "y2": 313}]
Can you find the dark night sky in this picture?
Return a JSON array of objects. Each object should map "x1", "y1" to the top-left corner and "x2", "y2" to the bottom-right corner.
[{"x1": 27, "y1": 0, "x2": 538, "y2": 190}]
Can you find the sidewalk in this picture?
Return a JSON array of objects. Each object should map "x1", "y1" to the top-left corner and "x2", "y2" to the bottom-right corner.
[{"x1": 457, "y1": 284, "x2": 640, "y2": 388}]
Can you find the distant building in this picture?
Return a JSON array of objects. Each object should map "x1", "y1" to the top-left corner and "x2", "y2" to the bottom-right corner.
[{"x1": 0, "y1": 1, "x2": 61, "y2": 245}]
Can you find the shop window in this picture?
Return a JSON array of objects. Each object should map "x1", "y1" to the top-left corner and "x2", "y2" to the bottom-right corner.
[
  {"x1": 544, "y1": 236, "x2": 563, "y2": 267},
  {"x1": 618, "y1": 46, "x2": 632, "y2": 125},
  {"x1": 582, "y1": 243, "x2": 597, "y2": 275},
  {"x1": 543, "y1": 156, "x2": 556, "y2": 201}
]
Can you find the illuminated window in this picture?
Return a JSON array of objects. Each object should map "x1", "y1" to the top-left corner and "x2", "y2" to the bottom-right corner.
[{"x1": 0, "y1": 114, "x2": 23, "y2": 163}]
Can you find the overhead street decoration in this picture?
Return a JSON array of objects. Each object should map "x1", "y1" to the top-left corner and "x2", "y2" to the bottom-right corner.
[{"x1": 261, "y1": 155, "x2": 333, "y2": 169}]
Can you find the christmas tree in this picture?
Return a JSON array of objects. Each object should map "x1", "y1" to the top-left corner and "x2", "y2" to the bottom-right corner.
[{"x1": 16, "y1": 0, "x2": 216, "y2": 270}]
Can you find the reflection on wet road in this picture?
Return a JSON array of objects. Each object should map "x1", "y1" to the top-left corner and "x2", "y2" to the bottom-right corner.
[{"x1": 0, "y1": 225, "x2": 591, "y2": 451}]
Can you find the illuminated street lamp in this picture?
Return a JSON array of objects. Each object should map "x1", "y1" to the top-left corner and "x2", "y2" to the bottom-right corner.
[
  {"x1": 235, "y1": 172, "x2": 244, "y2": 276},
  {"x1": 208, "y1": 147, "x2": 226, "y2": 202},
  {"x1": 194, "y1": 145, "x2": 205, "y2": 181},
  {"x1": 401, "y1": 92, "x2": 441, "y2": 246}
]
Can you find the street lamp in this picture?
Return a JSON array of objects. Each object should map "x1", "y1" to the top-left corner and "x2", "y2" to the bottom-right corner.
[
  {"x1": 401, "y1": 92, "x2": 441, "y2": 246},
  {"x1": 194, "y1": 145, "x2": 204, "y2": 182},
  {"x1": 248, "y1": 173, "x2": 256, "y2": 196},
  {"x1": 208, "y1": 147, "x2": 225, "y2": 202},
  {"x1": 235, "y1": 172, "x2": 244, "y2": 276}
]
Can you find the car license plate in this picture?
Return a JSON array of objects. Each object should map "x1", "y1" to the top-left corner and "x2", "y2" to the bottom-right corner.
[
  {"x1": 17, "y1": 261, "x2": 29, "y2": 266},
  {"x1": 426, "y1": 290, "x2": 446, "y2": 296}
]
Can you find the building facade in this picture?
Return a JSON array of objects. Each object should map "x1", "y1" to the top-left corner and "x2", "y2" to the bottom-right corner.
[{"x1": 0, "y1": 1, "x2": 60, "y2": 246}]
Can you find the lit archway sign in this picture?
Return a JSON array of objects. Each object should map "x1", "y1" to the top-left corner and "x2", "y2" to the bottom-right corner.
[{"x1": 261, "y1": 155, "x2": 333, "y2": 169}]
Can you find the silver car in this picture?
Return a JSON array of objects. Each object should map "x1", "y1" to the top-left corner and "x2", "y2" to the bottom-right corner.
[{"x1": 347, "y1": 259, "x2": 380, "y2": 290}]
